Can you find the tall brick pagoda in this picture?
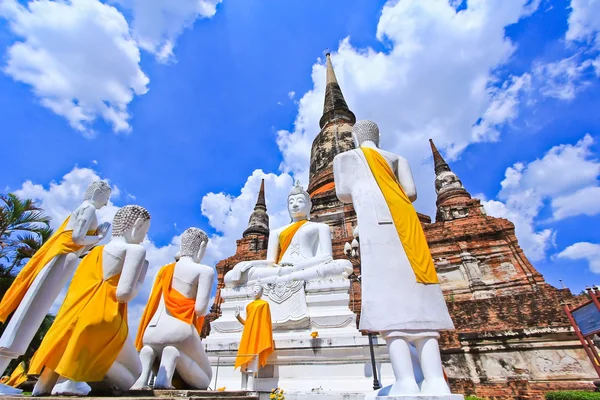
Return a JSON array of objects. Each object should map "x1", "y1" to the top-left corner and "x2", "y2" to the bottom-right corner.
[{"x1": 205, "y1": 54, "x2": 595, "y2": 398}]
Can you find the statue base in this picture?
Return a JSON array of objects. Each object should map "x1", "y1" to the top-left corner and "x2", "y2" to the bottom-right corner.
[
  {"x1": 0, "y1": 383, "x2": 23, "y2": 396},
  {"x1": 207, "y1": 278, "x2": 397, "y2": 394}
]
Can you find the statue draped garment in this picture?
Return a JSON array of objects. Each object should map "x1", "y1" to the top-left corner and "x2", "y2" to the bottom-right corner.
[
  {"x1": 4, "y1": 362, "x2": 27, "y2": 388},
  {"x1": 135, "y1": 262, "x2": 205, "y2": 351},
  {"x1": 361, "y1": 147, "x2": 438, "y2": 284},
  {"x1": 235, "y1": 299, "x2": 273, "y2": 370},
  {"x1": 277, "y1": 220, "x2": 307, "y2": 263},
  {"x1": 29, "y1": 246, "x2": 128, "y2": 382},
  {"x1": 333, "y1": 147, "x2": 454, "y2": 333},
  {"x1": 0, "y1": 217, "x2": 87, "y2": 323}
]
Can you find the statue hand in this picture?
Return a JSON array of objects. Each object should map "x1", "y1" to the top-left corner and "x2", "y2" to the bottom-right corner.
[{"x1": 96, "y1": 222, "x2": 111, "y2": 239}]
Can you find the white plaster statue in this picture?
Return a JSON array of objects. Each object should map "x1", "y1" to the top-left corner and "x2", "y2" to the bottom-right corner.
[
  {"x1": 132, "y1": 228, "x2": 214, "y2": 390},
  {"x1": 333, "y1": 120, "x2": 456, "y2": 397},
  {"x1": 234, "y1": 284, "x2": 273, "y2": 391},
  {"x1": 32, "y1": 205, "x2": 151, "y2": 396},
  {"x1": 224, "y1": 183, "x2": 353, "y2": 288},
  {"x1": 0, "y1": 181, "x2": 111, "y2": 396}
]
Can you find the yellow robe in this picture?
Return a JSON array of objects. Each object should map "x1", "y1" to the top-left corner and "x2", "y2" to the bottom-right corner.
[
  {"x1": 4, "y1": 362, "x2": 27, "y2": 388},
  {"x1": 234, "y1": 299, "x2": 273, "y2": 370},
  {"x1": 361, "y1": 147, "x2": 438, "y2": 284},
  {"x1": 0, "y1": 217, "x2": 88, "y2": 323},
  {"x1": 277, "y1": 220, "x2": 308, "y2": 263},
  {"x1": 135, "y1": 263, "x2": 205, "y2": 351},
  {"x1": 28, "y1": 246, "x2": 128, "y2": 382}
]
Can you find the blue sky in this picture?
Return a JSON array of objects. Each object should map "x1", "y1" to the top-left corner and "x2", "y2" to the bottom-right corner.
[{"x1": 0, "y1": 0, "x2": 599, "y2": 323}]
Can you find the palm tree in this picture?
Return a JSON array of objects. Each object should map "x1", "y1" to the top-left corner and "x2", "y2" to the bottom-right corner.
[{"x1": 0, "y1": 194, "x2": 51, "y2": 274}]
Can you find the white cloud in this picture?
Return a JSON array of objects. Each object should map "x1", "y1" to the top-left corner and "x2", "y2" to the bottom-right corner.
[
  {"x1": 0, "y1": 0, "x2": 149, "y2": 135},
  {"x1": 483, "y1": 134, "x2": 600, "y2": 260},
  {"x1": 200, "y1": 169, "x2": 294, "y2": 263},
  {"x1": 14, "y1": 166, "x2": 120, "y2": 229},
  {"x1": 287, "y1": 91, "x2": 296, "y2": 100},
  {"x1": 276, "y1": 0, "x2": 541, "y2": 215},
  {"x1": 533, "y1": 55, "x2": 596, "y2": 100},
  {"x1": 558, "y1": 242, "x2": 600, "y2": 273},
  {"x1": 566, "y1": 0, "x2": 600, "y2": 48},
  {"x1": 113, "y1": 0, "x2": 223, "y2": 63}
]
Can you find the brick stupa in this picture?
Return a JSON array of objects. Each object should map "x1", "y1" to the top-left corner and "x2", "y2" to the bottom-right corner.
[{"x1": 204, "y1": 53, "x2": 595, "y2": 399}]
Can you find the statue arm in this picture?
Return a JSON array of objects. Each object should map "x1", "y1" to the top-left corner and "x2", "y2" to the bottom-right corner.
[
  {"x1": 71, "y1": 205, "x2": 105, "y2": 246},
  {"x1": 333, "y1": 154, "x2": 352, "y2": 203},
  {"x1": 116, "y1": 246, "x2": 147, "y2": 303},
  {"x1": 131, "y1": 259, "x2": 149, "y2": 299},
  {"x1": 265, "y1": 230, "x2": 280, "y2": 264},
  {"x1": 195, "y1": 268, "x2": 215, "y2": 316},
  {"x1": 396, "y1": 156, "x2": 417, "y2": 202}
]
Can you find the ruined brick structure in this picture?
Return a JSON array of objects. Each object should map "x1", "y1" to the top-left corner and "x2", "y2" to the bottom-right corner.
[{"x1": 205, "y1": 53, "x2": 596, "y2": 398}]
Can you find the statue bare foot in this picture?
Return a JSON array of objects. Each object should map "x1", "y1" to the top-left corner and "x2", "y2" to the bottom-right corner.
[{"x1": 51, "y1": 378, "x2": 91, "y2": 396}]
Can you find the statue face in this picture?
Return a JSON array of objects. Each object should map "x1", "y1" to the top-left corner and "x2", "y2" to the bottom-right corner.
[
  {"x1": 288, "y1": 193, "x2": 310, "y2": 220},
  {"x1": 252, "y1": 285, "x2": 263, "y2": 299},
  {"x1": 92, "y1": 189, "x2": 111, "y2": 210}
]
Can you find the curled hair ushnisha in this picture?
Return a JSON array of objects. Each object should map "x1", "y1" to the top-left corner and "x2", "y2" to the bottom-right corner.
[
  {"x1": 180, "y1": 227, "x2": 209, "y2": 257},
  {"x1": 83, "y1": 181, "x2": 111, "y2": 201},
  {"x1": 112, "y1": 205, "x2": 151, "y2": 237},
  {"x1": 352, "y1": 120, "x2": 380, "y2": 146}
]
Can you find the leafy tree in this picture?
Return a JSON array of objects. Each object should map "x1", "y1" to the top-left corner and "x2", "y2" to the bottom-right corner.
[{"x1": 0, "y1": 193, "x2": 55, "y2": 377}]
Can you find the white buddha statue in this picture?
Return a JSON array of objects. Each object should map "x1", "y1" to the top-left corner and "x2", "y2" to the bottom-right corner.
[
  {"x1": 0, "y1": 181, "x2": 111, "y2": 395},
  {"x1": 132, "y1": 228, "x2": 214, "y2": 390},
  {"x1": 30, "y1": 205, "x2": 151, "y2": 396},
  {"x1": 333, "y1": 120, "x2": 456, "y2": 398},
  {"x1": 224, "y1": 182, "x2": 353, "y2": 288}
]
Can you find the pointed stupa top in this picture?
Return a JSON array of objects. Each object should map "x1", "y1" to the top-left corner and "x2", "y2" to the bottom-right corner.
[
  {"x1": 319, "y1": 52, "x2": 356, "y2": 129},
  {"x1": 429, "y1": 138, "x2": 452, "y2": 176},
  {"x1": 243, "y1": 179, "x2": 270, "y2": 238},
  {"x1": 429, "y1": 139, "x2": 471, "y2": 208}
]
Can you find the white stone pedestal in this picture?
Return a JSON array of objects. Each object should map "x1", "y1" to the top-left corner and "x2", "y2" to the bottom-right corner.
[{"x1": 206, "y1": 278, "x2": 396, "y2": 394}]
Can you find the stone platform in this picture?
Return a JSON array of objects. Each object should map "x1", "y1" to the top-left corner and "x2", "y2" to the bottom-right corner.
[{"x1": 0, "y1": 390, "x2": 259, "y2": 400}]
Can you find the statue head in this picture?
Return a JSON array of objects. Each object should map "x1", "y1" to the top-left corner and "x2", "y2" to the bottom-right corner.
[
  {"x1": 252, "y1": 284, "x2": 263, "y2": 300},
  {"x1": 180, "y1": 227, "x2": 209, "y2": 263},
  {"x1": 84, "y1": 181, "x2": 111, "y2": 210},
  {"x1": 111, "y1": 205, "x2": 151, "y2": 244},
  {"x1": 288, "y1": 181, "x2": 311, "y2": 221},
  {"x1": 352, "y1": 120, "x2": 380, "y2": 148}
]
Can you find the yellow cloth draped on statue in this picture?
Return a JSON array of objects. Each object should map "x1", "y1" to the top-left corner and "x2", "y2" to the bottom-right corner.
[
  {"x1": 0, "y1": 217, "x2": 89, "y2": 323},
  {"x1": 234, "y1": 299, "x2": 273, "y2": 370},
  {"x1": 135, "y1": 262, "x2": 205, "y2": 351},
  {"x1": 361, "y1": 147, "x2": 439, "y2": 284},
  {"x1": 29, "y1": 246, "x2": 128, "y2": 382},
  {"x1": 277, "y1": 220, "x2": 308, "y2": 263},
  {"x1": 4, "y1": 362, "x2": 27, "y2": 388}
]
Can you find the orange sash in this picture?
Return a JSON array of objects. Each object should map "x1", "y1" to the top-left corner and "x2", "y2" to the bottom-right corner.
[
  {"x1": 361, "y1": 147, "x2": 438, "y2": 284},
  {"x1": 0, "y1": 217, "x2": 87, "y2": 323},
  {"x1": 135, "y1": 263, "x2": 205, "y2": 351},
  {"x1": 4, "y1": 362, "x2": 27, "y2": 388},
  {"x1": 276, "y1": 220, "x2": 308, "y2": 263},
  {"x1": 235, "y1": 299, "x2": 273, "y2": 369},
  {"x1": 29, "y1": 246, "x2": 128, "y2": 382}
]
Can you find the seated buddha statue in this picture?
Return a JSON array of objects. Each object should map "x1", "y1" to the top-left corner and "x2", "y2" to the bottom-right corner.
[
  {"x1": 132, "y1": 227, "x2": 214, "y2": 390},
  {"x1": 224, "y1": 182, "x2": 353, "y2": 288},
  {"x1": 30, "y1": 205, "x2": 152, "y2": 396}
]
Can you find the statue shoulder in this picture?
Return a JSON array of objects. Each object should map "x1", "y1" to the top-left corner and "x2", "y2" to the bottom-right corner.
[{"x1": 122, "y1": 242, "x2": 147, "y2": 258}]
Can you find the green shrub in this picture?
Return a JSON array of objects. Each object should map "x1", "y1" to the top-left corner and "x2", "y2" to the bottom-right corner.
[
  {"x1": 465, "y1": 396, "x2": 485, "y2": 400},
  {"x1": 545, "y1": 391, "x2": 600, "y2": 400}
]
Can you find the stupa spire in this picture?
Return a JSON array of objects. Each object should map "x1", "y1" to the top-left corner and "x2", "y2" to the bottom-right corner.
[
  {"x1": 429, "y1": 139, "x2": 452, "y2": 176},
  {"x1": 319, "y1": 51, "x2": 356, "y2": 129},
  {"x1": 243, "y1": 179, "x2": 270, "y2": 238}
]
